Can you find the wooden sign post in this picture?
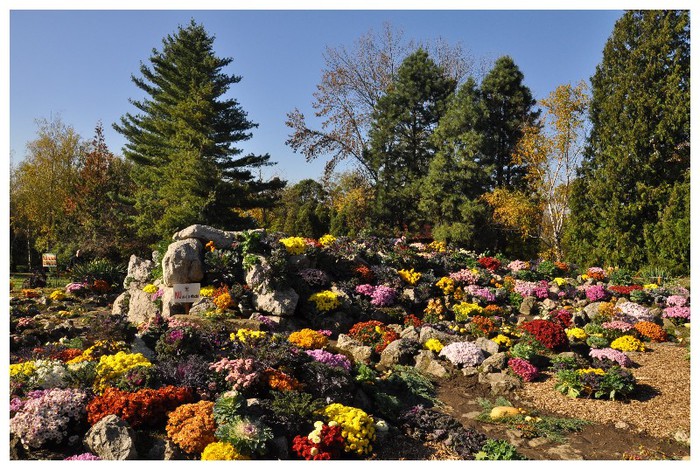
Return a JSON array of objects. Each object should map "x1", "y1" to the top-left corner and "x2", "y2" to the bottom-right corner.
[{"x1": 172, "y1": 283, "x2": 201, "y2": 315}]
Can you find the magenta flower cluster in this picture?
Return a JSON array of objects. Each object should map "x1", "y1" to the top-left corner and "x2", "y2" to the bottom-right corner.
[
  {"x1": 507, "y1": 357, "x2": 539, "y2": 382},
  {"x1": 10, "y1": 388, "x2": 89, "y2": 449},
  {"x1": 533, "y1": 282, "x2": 550, "y2": 300},
  {"x1": 666, "y1": 295, "x2": 688, "y2": 308},
  {"x1": 305, "y1": 349, "x2": 352, "y2": 371},
  {"x1": 662, "y1": 306, "x2": 690, "y2": 322},
  {"x1": 449, "y1": 269, "x2": 480, "y2": 284},
  {"x1": 514, "y1": 280, "x2": 539, "y2": 298},
  {"x1": 617, "y1": 301, "x2": 655, "y2": 323},
  {"x1": 585, "y1": 285, "x2": 608, "y2": 302},
  {"x1": 507, "y1": 260, "x2": 529, "y2": 273},
  {"x1": 209, "y1": 358, "x2": 260, "y2": 391},
  {"x1": 355, "y1": 284, "x2": 397, "y2": 307},
  {"x1": 65, "y1": 453, "x2": 101, "y2": 460},
  {"x1": 463, "y1": 285, "x2": 496, "y2": 303},
  {"x1": 589, "y1": 348, "x2": 632, "y2": 368},
  {"x1": 601, "y1": 320, "x2": 634, "y2": 332}
]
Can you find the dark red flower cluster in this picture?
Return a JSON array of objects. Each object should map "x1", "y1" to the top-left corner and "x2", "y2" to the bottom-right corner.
[
  {"x1": 508, "y1": 357, "x2": 539, "y2": 382},
  {"x1": 548, "y1": 309, "x2": 572, "y2": 328},
  {"x1": 608, "y1": 285, "x2": 643, "y2": 296},
  {"x1": 86, "y1": 386, "x2": 194, "y2": 428},
  {"x1": 519, "y1": 319, "x2": 569, "y2": 351},
  {"x1": 403, "y1": 314, "x2": 423, "y2": 328},
  {"x1": 477, "y1": 256, "x2": 501, "y2": 272},
  {"x1": 470, "y1": 315, "x2": 496, "y2": 336},
  {"x1": 32, "y1": 345, "x2": 83, "y2": 362},
  {"x1": 291, "y1": 424, "x2": 345, "y2": 460},
  {"x1": 91, "y1": 280, "x2": 111, "y2": 293},
  {"x1": 354, "y1": 264, "x2": 375, "y2": 283},
  {"x1": 348, "y1": 320, "x2": 398, "y2": 353}
]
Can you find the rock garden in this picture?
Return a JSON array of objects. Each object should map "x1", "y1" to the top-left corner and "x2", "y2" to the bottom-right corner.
[{"x1": 9, "y1": 225, "x2": 691, "y2": 460}]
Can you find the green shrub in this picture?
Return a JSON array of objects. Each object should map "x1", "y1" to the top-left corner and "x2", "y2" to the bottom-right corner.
[
  {"x1": 475, "y1": 439, "x2": 527, "y2": 460},
  {"x1": 69, "y1": 258, "x2": 126, "y2": 287}
]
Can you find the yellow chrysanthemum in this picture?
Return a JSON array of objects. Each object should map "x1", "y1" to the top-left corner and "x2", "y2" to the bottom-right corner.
[
  {"x1": 279, "y1": 237, "x2": 307, "y2": 255},
  {"x1": 319, "y1": 234, "x2": 337, "y2": 247}
]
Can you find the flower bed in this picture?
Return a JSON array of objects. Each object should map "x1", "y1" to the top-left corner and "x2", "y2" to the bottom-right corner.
[{"x1": 9, "y1": 231, "x2": 690, "y2": 460}]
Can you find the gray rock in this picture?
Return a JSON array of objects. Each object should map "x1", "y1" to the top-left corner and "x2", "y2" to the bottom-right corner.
[
  {"x1": 126, "y1": 288, "x2": 160, "y2": 325},
  {"x1": 584, "y1": 301, "x2": 603, "y2": 320},
  {"x1": 673, "y1": 430, "x2": 691, "y2": 446},
  {"x1": 172, "y1": 224, "x2": 237, "y2": 248},
  {"x1": 83, "y1": 414, "x2": 138, "y2": 460},
  {"x1": 378, "y1": 338, "x2": 417, "y2": 369},
  {"x1": 461, "y1": 367, "x2": 479, "y2": 377},
  {"x1": 145, "y1": 437, "x2": 183, "y2": 460},
  {"x1": 252, "y1": 287, "x2": 299, "y2": 316},
  {"x1": 413, "y1": 350, "x2": 449, "y2": 378},
  {"x1": 475, "y1": 337, "x2": 499, "y2": 357},
  {"x1": 244, "y1": 258, "x2": 268, "y2": 290},
  {"x1": 419, "y1": 325, "x2": 454, "y2": 344},
  {"x1": 571, "y1": 309, "x2": 590, "y2": 327},
  {"x1": 481, "y1": 352, "x2": 509, "y2": 373},
  {"x1": 130, "y1": 335, "x2": 156, "y2": 361},
  {"x1": 124, "y1": 255, "x2": 155, "y2": 289},
  {"x1": 479, "y1": 372, "x2": 521, "y2": 394},
  {"x1": 112, "y1": 292, "x2": 129, "y2": 316},
  {"x1": 162, "y1": 239, "x2": 204, "y2": 286},
  {"x1": 542, "y1": 298, "x2": 557, "y2": 311},
  {"x1": 546, "y1": 444, "x2": 583, "y2": 460},
  {"x1": 189, "y1": 297, "x2": 217, "y2": 315},
  {"x1": 519, "y1": 296, "x2": 537, "y2": 315},
  {"x1": 336, "y1": 334, "x2": 373, "y2": 364},
  {"x1": 400, "y1": 325, "x2": 420, "y2": 341}
]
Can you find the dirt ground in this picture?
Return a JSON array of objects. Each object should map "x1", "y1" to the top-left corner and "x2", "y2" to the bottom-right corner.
[{"x1": 372, "y1": 342, "x2": 692, "y2": 461}]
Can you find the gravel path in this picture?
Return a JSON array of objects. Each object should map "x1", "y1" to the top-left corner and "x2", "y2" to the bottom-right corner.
[{"x1": 518, "y1": 342, "x2": 690, "y2": 440}]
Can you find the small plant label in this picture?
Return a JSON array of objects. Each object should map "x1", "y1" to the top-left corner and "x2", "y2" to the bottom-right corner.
[{"x1": 173, "y1": 283, "x2": 201, "y2": 303}]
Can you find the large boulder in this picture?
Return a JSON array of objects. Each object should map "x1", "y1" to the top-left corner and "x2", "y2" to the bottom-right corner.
[
  {"x1": 252, "y1": 288, "x2": 299, "y2": 317},
  {"x1": 335, "y1": 334, "x2": 373, "y2": 365},
  {"x1": 83, "y1": 414, "x2": 138, "y2": 460},
  {"x1": 583, "y1": 301, "x2": 603, "y2": 320},
  {"x1": 172, "y1": 224, "x2": 237, "y2": 248},
  {"x1": 162, "y1": 239, "x2": 204, "y2": 286},
  {"x1": 125, "y1": 288, "x2": 160, "y2": 325},
  {"x1": 418, "y1": 325, "x2": 454, "y2": 345},
  {"x1": 475, "y1": 337, "x2": 499, "y2": 357},
  {"x1": 413, "y1": 350, "x2": 450, "y2": 378},
  {"x1": 519, "y1": 296, "x2": 538, "y2": 315},
  {"x1": 480, "y1": 352, "x2": 509, "y2": 373},
  {"x1": 378, "y1": 338, "x2": 418, "y2": 369},
  {"x1": 123, "y1": 255, "x2": 155, "y2": 290}
]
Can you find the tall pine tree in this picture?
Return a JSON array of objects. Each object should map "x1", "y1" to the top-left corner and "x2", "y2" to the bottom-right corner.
[
  {"x1": 480, "y1": 56, "x2": 540, "y2": 191},
  {"x1": 419, "y1": 77, "x2": 493, "y2": 248},
  {"x1": 367, "y1": 49, "x2": 456, "y2": 236},
  {"x1": 114, "y1": 20, "x2": 284, "y2": 244},
  {"x1": 564, "y1": 10, "x2": 689, "y2": 273}
]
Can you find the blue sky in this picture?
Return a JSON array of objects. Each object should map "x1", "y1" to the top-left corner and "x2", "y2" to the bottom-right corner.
[{"x1": 9, "y1": 7, "x2": 627, "y2": 183}]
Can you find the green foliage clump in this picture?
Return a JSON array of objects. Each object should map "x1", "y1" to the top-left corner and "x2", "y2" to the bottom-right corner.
[{"x1": 475, "y1": 439, "x2": 527, "y2": 460}]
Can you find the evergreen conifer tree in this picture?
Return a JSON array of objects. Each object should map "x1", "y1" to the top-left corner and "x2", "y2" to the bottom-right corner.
[
  {"x1": 480, "y1": 56, "x2": 540, "y2": 191},
  {"x1": 367, "y1": 49, "x2": 456, "y2": 236},
  {"x1": 564, "y1": 10, "x2": 689, "y2": 272},
  {"x1": 114, "y1": 20, "x2": 284, "y2": 244},
  {"x1": 419, "y1": 77, "x2": 493, "y2": 247}
]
